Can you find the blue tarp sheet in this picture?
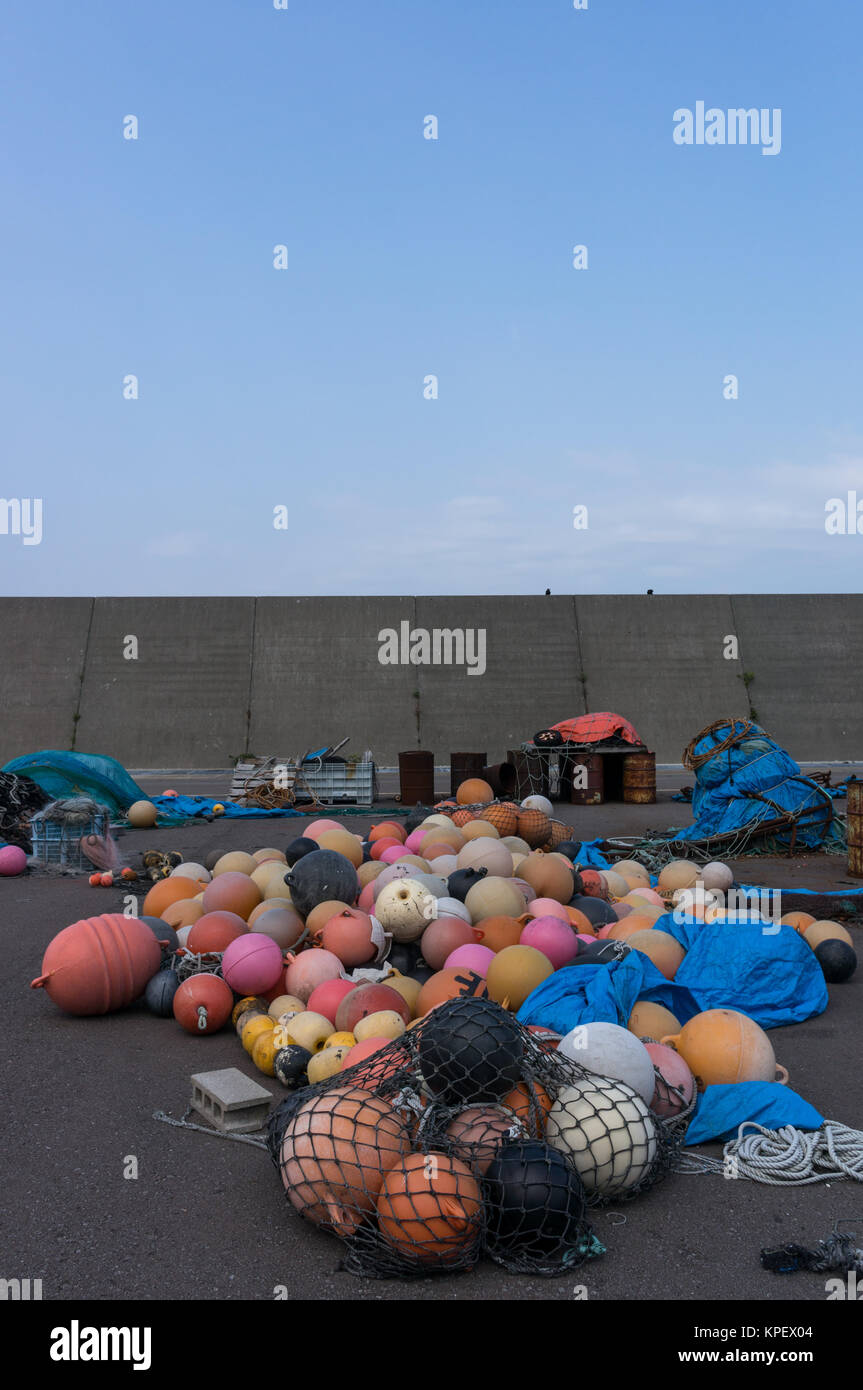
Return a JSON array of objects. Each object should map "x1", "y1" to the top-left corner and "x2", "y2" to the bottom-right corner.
[
  {"x1": 518, "y1": 918, "x2": 827, "y2": 1034},
  {"x1": 655, "y1": 914, "x2": 829, "y2": 1027},
  {"x1": 685, "y1": 1083, "x2": 824, "y2": 1145},
  {"x1": 2, "y1": 751, "x2": 149, "y2": 813},
  {"x1": 145, "y1": 795, "x2": 302, "y2": 823},
  {"x1": 671, "y1": 719, "x2": 834, "y2": 848}
]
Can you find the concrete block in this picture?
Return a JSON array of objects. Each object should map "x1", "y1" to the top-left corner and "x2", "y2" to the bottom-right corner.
[{"x1": 190, "y1": 1068, "x2": 273, "y2": 1133}]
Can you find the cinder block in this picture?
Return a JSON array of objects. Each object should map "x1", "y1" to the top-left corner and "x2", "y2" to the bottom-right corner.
[{"x1": 190, "y1": 1068, "x2": 274, "y2": 1133}]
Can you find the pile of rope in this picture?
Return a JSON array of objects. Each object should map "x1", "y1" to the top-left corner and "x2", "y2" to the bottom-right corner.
[{"x1": 674, "y1": 1120, "x2": 863, "y2": 1184}]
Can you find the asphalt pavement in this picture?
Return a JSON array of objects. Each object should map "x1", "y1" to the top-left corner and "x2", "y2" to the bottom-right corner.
[{"x1": 2, "y1": 793, "x2": 861, "y2": 1303}]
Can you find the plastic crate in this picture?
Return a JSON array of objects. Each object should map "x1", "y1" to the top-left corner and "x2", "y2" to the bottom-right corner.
[
  {"x1": 298, "y1": 759, "x2": 375, "y2": 806},
  {"x1": 30, "y1": 811, "x2": 110, "y2": 870}
]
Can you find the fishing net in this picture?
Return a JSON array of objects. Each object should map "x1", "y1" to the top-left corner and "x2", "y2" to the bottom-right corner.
[{"x1": 267, "y1": 996, "x2": 680, "y2": 1278}]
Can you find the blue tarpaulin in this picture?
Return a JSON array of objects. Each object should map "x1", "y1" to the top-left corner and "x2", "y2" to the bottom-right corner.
[
  {"x1": 655, "y1": 914, "x2": 829, "y2": 1028},
  {"x1": 517, "y1": 952, "x2": 702, "y2": 1034},
  {"x1": 2, "y1": 751, "x2": 149, "y2": 813},
  {"x1": 518, "y1": 918, "x2": 828, "y2": 1034},
  {"x1": 685, "y1": 1083, "x2": 824, "y2": 1145},
  {"x1": 145, "y1": 795, "x2": 301, "y2": 823},
  {"x1": 672, "y1": 719, "x2": 834, "y2": 848}
]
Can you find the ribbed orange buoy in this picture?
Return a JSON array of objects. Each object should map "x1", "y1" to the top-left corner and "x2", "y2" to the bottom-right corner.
[{"x1": 31, "y1": 913, "x2": 162, "y2": 1015}]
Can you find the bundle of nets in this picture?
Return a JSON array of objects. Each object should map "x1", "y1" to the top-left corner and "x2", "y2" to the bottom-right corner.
[{"x1": 266, "y1": 997, "x2": 679, "y2": 1278}]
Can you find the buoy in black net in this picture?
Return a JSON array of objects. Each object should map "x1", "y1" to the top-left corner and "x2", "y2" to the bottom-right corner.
[
  {"x1": 815, "y1": 938, "x2": 857, "y2": 982},
  {"x1": 546, "y1": 1078, "x2": 657, "y2": 1197},
  {"x1": 482, "y1": 1140, "x2": 588, "y2": 1261},
  {"x1": 418, "y1": 997, "x2": 524, "y2": 1105}
]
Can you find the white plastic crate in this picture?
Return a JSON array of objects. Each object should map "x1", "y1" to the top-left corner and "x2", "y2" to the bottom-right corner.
[{"x1": 299, "y1": 758, "x2": 375, "y2": 806}]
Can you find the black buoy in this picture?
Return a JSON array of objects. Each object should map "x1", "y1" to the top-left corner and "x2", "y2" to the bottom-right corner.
[
  {"x1": 283, "y1": 849, "x2": 359, "y2": 918},
  {"x1": 815, "y1": 938, "x2": 857, "y2": 983},
  {"x1": 388, "y1": 941, "x2": 422, "y2": 976},
  {"x1": 483, "y1": 1140, "x2": 588, "y2": 1261},
  {"x1": 144, "y1": 968, "x2": 181, "y2": 1017},
  {"x1": 273, "y1": 1045, "x2": 312, "y2": 1089},
  {"x1": 447, "y1": 867, "x2": 488, "y2": 903},
  {"x1": 418, "y1": 996, "x2": 524, "y2": 1105},
  {"x1": 556, "y1": 840, "x2": 583, "y2": 862},
  {"x1": 285, "y1": 836, "x2": 319, "y2": 868},
  {"x1": 569, "y1": 894, "x2": 617, "y2": 927}
]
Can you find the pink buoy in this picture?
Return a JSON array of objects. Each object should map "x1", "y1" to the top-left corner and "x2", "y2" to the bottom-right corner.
[
  {"x1": 576, "y1": 933, "x2": 596, "y2": 946},
  {"x1": 520, "y1": 916, "x2": 578, "y2": 970},
  {"x1": 305, "y1": 819, "x2": 343, "y2": 840},
  {"x1": 0, "y1": 844, "x2": 27, "y2": 876},
  {"x1": 444, "y1": 943, "x2": 496, "y2": 977},
  {"x1": 380, "y1": 844, "x2": 408, "y2": 865},
  {"x1": 644, "y1": 1041, "x2": 697, "y2": 1119},
  {"x1": 307, "y1": 977, "x2": 357, "y2": 1025},
  {"x1": 284, "y1": 948, "x2": 345, "y2": 1003},
  {"x1": 596, "y1": 923, "x2": 615, "y2": 939},
  {"x1": 358, "y1": 882, "x2": 376, "y2": 913},
  {"x1": 630, "y1": 888, "x2": 664, "y2": 908},
  {"x1": 221, "y1": 933, "x2": 284, "y2": 994},
  {"x1": 525, "y1": 898, "x2": 569, "y2": 922},
  {"x1": 404, "y1": 829, "x2": 427, "y2": 855}
]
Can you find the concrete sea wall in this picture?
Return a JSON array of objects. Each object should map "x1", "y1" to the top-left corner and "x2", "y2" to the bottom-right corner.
[{"x1": 0, "y1": 596, "x2": 859, "y2": 768}]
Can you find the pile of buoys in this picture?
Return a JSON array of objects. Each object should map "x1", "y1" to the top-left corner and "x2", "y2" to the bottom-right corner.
[{"x1": 270, "y1": 994, "x2": 662, "y2": 1273}]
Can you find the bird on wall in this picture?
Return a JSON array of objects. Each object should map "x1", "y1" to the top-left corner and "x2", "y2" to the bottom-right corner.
[{"x1": 545, "y1": 588, "x2": 551, "y2": 596}]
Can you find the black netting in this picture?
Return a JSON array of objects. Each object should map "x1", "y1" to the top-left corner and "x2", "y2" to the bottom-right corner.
[{"x1": 268, "y1": 997, "x2": 681, "y2": 1278}]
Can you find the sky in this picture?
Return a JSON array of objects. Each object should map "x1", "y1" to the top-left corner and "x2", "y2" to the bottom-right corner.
[{"x1": 1, "y1": 0, "x2": 862, "y2": 596}]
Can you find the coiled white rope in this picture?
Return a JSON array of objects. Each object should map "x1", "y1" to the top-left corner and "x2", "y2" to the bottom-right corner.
[{"x1": 675, "y1": 1120, "x2": 863, "y2": 1184}]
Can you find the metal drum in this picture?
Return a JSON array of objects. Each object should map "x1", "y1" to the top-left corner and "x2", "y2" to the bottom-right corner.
[{"x1": 623, "y1": 751, "x2": 657, "y2": 805}]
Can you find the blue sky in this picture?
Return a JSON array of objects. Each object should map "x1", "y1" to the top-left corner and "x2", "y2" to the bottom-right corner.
[{"x1": 1, "y1": 0, "x2": 862, "y2": 595}]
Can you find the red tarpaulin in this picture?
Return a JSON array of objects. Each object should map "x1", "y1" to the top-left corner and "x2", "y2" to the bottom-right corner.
[{"x1": 549, "y1": 713, "x2": 644, "y2": 746}]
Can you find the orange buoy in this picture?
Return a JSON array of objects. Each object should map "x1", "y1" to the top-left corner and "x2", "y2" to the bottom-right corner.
[
  {"x1": 803, "y1": 920, "x2": 854, "y2": 951},
  {"x1": 516, "y1": 809, "x2": 551, "y2": 848},
  {"x1": 142, "y1": 876, "x2": 203, "y2": 918},
  {"x1": 502, "y1": 1080, "x2": 553, "y2": 1137},
  {"x1": 624, "y1": 929, "x2": 686, "y2": 980},
  {"x1": 201, "y1": 871, "x2": 262, "y2": 920},
  {"x1": 173, "y1": 974, "x2": 233, "y2": 1034},
  {"x1": 470, "y1": 915, "x2": 524, "y2": 954},
  {"x1": 415, "y1": 968, "x2": 489, "y2": 1016},
  {"x1": 661, "y1": 1009, "x2": 788, "y2": 1091},
  {"x1": 480, "y1": 804, "x2": 518, "y2": 837},
  {"x1": 779, "y1": 910, "x2": 815, "y2": 934},
  {"x1": 456, "y1": 778, "x2": 493, "y2": 806},
  {"x1": 376, "y1": 1152, "x2": 483, "y2": 1264},
  {"x1": 628, "y1": 1000, "x2": 681, "y2": 1040}
]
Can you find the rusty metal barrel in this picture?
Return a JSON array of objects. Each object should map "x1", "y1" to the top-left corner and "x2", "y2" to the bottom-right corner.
[
  {"x1": 847, "y1": 778, "x2": 863, "y2": 877},
  {"x1": 398, "y1": 750, "x2": 435, "y2": 807},
  {"x1": 569, "y1": 752, "x2": 604, "y2": 805},
  {"x1": 450, "y1": 752, "x2": 487, "y2": 798},
  {"x1": 623, "y1": 750, "x2": 657, "y2": 804}
]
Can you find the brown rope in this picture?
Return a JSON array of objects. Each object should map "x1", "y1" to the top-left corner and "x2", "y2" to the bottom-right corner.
[{"x1": 682, "y1": 717, "x2": 755, "y2": 771}]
